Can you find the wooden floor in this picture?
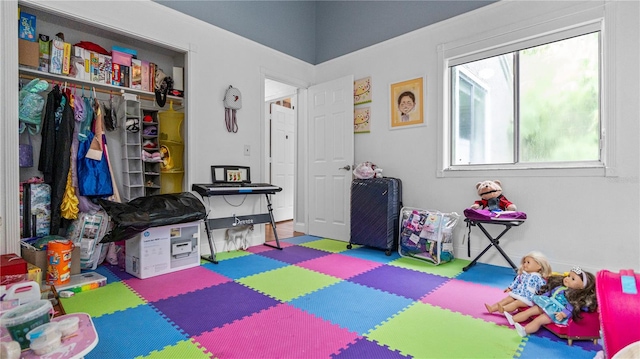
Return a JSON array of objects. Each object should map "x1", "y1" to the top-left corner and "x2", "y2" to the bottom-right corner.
[{"x1": 265, "y1": 220, "x2": 304, "y2": 242}]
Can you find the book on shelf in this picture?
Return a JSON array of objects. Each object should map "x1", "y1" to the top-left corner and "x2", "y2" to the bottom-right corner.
[
  {"x1": 38, "y1": 34, "x2": 50, "y2": 72},
  {"x1": 49, "y1": 38, "x2": 64, "y2": 74},
  {"x1": 62, "y1": 42, "x2": 71, "y2": 75},
  {"x1": 19, "y1": 12, "x2": 37, "y2": 42},
  {"x1": 131, "y1": 59, "x2": 142, "y2": 89},
  {"x1": 141, "y1": 60, "x2": 150, "y2": 92},
  {"x1": 112, "y1": 63, "x2": 121, "y2": 86}
]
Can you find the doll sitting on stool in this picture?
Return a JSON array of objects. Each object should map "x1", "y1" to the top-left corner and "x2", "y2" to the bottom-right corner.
[
  {"x1": 485, "y1": 251, "x2": 552, "y2": 314},
  {"x1": 505, "y1": 266, "x2": 597, "y2": 337}
]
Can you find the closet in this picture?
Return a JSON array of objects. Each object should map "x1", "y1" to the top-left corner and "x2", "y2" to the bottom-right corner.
[{"x1": 17, "y1": 3, "x2": 187, "y2": 204}]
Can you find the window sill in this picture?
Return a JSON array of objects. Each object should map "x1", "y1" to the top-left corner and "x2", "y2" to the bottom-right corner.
[{"x1": 437, "y1": 165, "x2": 609, "y2": 178}]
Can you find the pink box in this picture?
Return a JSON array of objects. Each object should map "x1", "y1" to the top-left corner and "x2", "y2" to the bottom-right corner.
[{"x1": 112, "y1": 50, "x2": 132, "y2": 66}]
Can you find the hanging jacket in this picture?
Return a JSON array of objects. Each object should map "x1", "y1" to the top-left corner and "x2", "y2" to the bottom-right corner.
[{"x1": 39, "y1": 87, "x2": 74, "y2": 234}]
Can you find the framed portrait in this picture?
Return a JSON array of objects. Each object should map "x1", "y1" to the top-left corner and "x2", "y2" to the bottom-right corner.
[
  {"x1": 389, "y1": 77, "x2": 424, "y2": 129},
  {"x1": 354, "y1": 107, "x2": 371, "y2": 133},
  {"x1": 354, "y1": 77, "x2": 372, "y2": 105}
]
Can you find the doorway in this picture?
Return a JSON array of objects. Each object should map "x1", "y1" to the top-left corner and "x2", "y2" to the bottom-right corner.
[{"x1": 264, "y1": 78, "x2": 297, "y2": 224}]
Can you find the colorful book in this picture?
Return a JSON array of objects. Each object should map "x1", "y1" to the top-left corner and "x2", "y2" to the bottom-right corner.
[
  {"x1": 141, "y1": 60, "x2": 150, "y2": 91},
  {"x1": 112, "y1": 63, "x2": 121, "y2": 86},
  {"x1": 131, "y1": 59, "x2": 142, "y2": 89},
  {"x1": 62, "y1": 42, "x2": 71, "y2": 75},
  {"x1": 38, "y1": 34, "x2": 50, "y2": 72},
  {"x1": 90, "y1": 52, "x2": 100, "y2": 82},
  {"x1": 49, "y1": 38, "x2": 64, "y2": 74},
  {"x1": 19, "y1": 12, "x2": 37, "y2": 42}
]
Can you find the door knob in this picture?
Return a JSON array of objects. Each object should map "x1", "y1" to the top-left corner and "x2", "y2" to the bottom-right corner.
[{"x1": 339, "y1": 165, "x2": 351, "y2": 170}]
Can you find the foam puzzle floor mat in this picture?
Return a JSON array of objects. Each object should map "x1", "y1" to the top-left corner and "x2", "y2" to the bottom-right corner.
[{"x1": 61, "y1": 236, "x2": 603, "y2": 358}]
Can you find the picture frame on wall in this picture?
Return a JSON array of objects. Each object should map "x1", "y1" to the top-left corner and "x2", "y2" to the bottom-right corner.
[
  {"x1": 354, "y1": 107, "x2": 371, "y2": 133},
  {"x1": 354, "y1": 77, "x2": 372, "y2": 105},
  {"x1": 389, "y1": 77, "x2": 424, "y2": 129}
]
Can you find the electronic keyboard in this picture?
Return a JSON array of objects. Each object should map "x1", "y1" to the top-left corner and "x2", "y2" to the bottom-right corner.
[{"x1": 192, "y1": 183, "x2": 282, "y2": 197}]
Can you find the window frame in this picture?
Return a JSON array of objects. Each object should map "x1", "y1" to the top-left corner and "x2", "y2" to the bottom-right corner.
[{"x1": 436, "y1": 5, "x2": 614, "y2": 178}]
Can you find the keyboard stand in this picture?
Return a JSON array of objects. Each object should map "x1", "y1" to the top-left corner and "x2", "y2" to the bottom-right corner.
[
  {"x1": 462, "y1": 218, "x2": 523, "y2": 272},
  {"x1": 201, "y1": 193, "x2": 283, "y2": 264}
]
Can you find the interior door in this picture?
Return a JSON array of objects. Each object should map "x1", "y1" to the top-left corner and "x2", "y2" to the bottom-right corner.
[
  {"x1": 307, "y1": 75, "x2": 354, "y2": 241},
  {"x1": 271, "y1": 104, "x2": 295, "y2": 222}
]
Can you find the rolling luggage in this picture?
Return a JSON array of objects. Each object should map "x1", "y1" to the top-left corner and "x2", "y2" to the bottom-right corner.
[
  {"x1": 348, "y1": 177, "x2": 402, "y2": 255},
  {"x1": 596, "y1": 269, "x2": 640, "y2": 358}
]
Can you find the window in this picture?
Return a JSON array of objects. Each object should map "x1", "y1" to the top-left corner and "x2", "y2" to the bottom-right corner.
[{"x1": 448, "y1": 29, "x2": 601, "y2": 169}]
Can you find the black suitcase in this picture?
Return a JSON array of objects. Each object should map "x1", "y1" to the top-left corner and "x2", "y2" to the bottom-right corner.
[{"x1": 348, "y1": 177, "x2": 402, "y2": 255}]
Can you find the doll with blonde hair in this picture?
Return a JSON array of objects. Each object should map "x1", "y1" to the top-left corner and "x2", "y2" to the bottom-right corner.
[
  {"x1": 507, "y1": 266, "x2": 597, "y2": 337},
  {"x1": 485, "y1": 251, "x2": 552, "y2": 314}
]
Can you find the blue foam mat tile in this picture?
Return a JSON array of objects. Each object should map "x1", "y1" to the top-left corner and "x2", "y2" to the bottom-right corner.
[
  {"x1": 86, "y1": 304, "x2": 187, "y2": 359},
  {"x1": 202, "y1": 253, "x2": 289, "y2": 279},
  {"x1": 92, "y1": 264, "x2": 124, "y2": 284},
  {"x1": 289, "y1": 281, "x2": 413, "y2": 335},
  {"x1": 455, "y1": 262, "x2": 516, "y2": 288},
  {"x1": 517, "y1": 333, "x2": 601, "y2": 359},
  {"x1": 341, "y1": 246, "x2": 402, "y2": 264},
  {"x1": 282, "y1": 235, "x2": 324, "y2": 244}
]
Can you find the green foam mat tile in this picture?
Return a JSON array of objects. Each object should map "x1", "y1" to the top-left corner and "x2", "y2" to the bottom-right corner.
[
  {"x1": 238, "y1": 265, "x2": 341, "y2": 302},
  {"x1": 300, "y1": 238, "x2": 352, "y2": 253},
  {"x1": 209, "y1": 250, "x2": 252, "y2": 261},
  {"x1": 367, "y1": 302, "x2": 522, "y2": 358},
  {"x1": 389, "y1": 257, "x2": 470, "y2": 278},
  {"x1": 60, "y1": 281, "x2": 146, "y2": 317},
  {"x1": 138, "y1": 339, "x2": 213, "y2": 359}
]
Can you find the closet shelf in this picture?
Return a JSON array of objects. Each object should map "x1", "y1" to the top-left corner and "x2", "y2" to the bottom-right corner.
[{"x1": 19, "y1": 67, "x2": 183, "y2": 107}]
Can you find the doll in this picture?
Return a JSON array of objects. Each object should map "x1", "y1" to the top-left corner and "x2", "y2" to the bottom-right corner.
[
  {"x1": 484, "y1": 251, "x2": 551, "y2": 314},
  {"x1": 505, "y1": 266, "x2": 597, "y2": 337}
]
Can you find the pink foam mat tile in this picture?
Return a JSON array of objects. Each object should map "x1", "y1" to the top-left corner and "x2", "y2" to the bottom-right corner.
[
  {"x1": 246, "y1": 241, "x2": 296, "y2": 254},
  {"x1": 296, "y1": 253, "x2": 383, "y2": 279},
  {"x1": 194, "y1": 303, "x2": 359, "y2": 359},
  {"x1": 421, "y1": 278, "x2": 513, "y2": 325},
  {"x1": 124, "y1": 266, "x2": 232, "y2": 302}
]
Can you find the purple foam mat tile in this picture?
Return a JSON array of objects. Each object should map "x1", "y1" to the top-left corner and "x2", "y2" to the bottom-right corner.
[
  {"x1": 332, "y1": 337, "x2": 412, "y2": 358},
  {"x1": 151, "y1": 281, "x2": 280, "y2": 337},
  {"x1": 535, "y1": 326, "x2": 602, "y2": 351},
  {"x1": 100, "y1": 263, "x2": 136, "y2": 281},
  {"x1": 256, "y1": 244, "x2": 331, "y2": 264},
  {"x1": 349, "y1": 265, "x2": 450, "y2": 300}
]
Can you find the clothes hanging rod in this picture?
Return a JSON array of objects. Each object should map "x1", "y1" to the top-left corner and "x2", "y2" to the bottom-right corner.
[{"x1": 19, "y1": 69, "x2": 183, "y2": 107}]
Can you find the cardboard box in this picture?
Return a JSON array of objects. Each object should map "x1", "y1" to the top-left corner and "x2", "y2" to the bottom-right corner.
[
  {"x1": 0, "y1": 254, "x2": 28, "y2": 286},
  {"x1": 126, "y1": 221, "x2": 200, "y2": 279},
  {"x1": 22, "y1": 245, "x2": 82, "y2": 281},
  {"x1": 18, "y1": 39, "x2": 39, "y2": 68},
  {"x1": 27, "y1": 262, "x2": 42, "y2": 285}
]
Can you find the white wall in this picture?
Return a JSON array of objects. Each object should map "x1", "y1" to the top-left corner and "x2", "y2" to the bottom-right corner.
[
  {"x1": 3, "y1": 1, "x2": 638, "y2": 275},
  {"x1": 315, "y1": 0, "x2": 640, "y2": 274},
  {"x1": 1, "y1": 0, "x2": 314, "y2": 254}
]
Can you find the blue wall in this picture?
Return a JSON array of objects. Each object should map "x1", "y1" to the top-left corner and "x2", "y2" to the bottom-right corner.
[{"x1": 155, "y1": 1, "x2": 495, "y2": 64}]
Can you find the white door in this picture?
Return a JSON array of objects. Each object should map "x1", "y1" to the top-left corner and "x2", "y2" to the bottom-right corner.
[
  {"x1": 307, "y1": 75, "x2": 354, "y2": 241},
  {"x1": 271, "y1": 104, "x2": 295, "y2": 222}
]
